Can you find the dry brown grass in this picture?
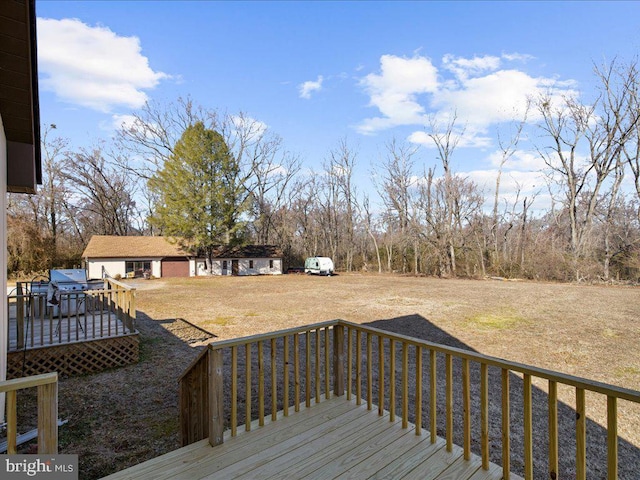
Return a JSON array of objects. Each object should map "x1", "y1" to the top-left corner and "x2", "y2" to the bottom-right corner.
[
  {"x1": 136, "y1": 274, "x2": 640, "y2": 387},
  {"x1": 25, "y1": 273, "x2": 640, "y2": 478}
]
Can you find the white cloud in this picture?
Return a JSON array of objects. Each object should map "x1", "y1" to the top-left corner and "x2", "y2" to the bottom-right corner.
[
  {"x1": 442, "y1": 54, "x2": 501, "y2": 81},
  {"x1": 501, "y1": 52, "x2": 535, "y2": 63},
  {"x1": 357, "y1": 52, "x2": 579, "y2": 145},
  {"x1": 230, "y1": 114, "x2": 268, "y2": 142},
  {"x1": 37, "y1": 18, "x2": 168, "y2": 112},
  {"x1": 357, "y1": 54, "x2": 438, "y2": 134},
  {"x1": 486, "y1": 149, "x2": 546, "y2": 171},
  {"x1": 299, "y1": 75, "x2": 324, "y2": 99},
  {"x1": 110, "y1": 114, "x2": 139, "y2": 131}
]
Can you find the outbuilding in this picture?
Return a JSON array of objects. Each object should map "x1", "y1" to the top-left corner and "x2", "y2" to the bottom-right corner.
[{"x1": 82, "y1": 236, "x2": 284, "y2": 278}]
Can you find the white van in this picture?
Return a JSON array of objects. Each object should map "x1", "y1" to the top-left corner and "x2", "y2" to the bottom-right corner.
[{"x1": 304, "y1": 257, "x2": 334, "y2": 276}]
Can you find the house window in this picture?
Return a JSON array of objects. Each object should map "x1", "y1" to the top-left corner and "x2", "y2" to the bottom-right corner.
[
  {"x1": 269, "y1": 260, "x2": 274, "y2": 269},
  {"x1": 249, "y1": 260, "x2": 254, "y2": 269},
  {"x1": 125, "y1": 261, "x2": 151, "y2": 278}
]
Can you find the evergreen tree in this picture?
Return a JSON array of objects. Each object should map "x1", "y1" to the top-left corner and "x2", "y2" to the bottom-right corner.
[{"x1": 149, "y1": 122, "x2": 248, "y2": 271}]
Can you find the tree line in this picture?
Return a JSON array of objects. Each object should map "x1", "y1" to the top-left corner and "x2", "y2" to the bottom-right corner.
[{"x1": 9, "y1": 59, "x2": 640, "y2": 282}]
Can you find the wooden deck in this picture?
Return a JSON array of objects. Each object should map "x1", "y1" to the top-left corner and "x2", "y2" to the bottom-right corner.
[{"x1": 102, "y1": 397, "x2": 521, "y2": 480}]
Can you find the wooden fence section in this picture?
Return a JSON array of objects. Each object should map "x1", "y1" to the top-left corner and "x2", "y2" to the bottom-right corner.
[
  {"x1": 179, "y1": 319, "x2": 640, "y2": 480},
  {"x1": 8, "y1": 278, "x2": 136, "y2": 351},
  {"x1": 0, "y1": 372, "x2": 58, "y2": 454}
]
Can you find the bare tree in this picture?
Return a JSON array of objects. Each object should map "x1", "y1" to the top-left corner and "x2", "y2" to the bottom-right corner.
[
  {"x1": 538, "y1": 59, "x2": 640, "y2": 279},
  {"x1": 375, "y1": 139, "x2": 418, "y2": 273},
  {"x1": 491, "y1": 103, "x2": 530, "y2": 271},
  {"x1": 62, "y1": 146, "x2": 140, "y2": 240},
  {"x1": 427, "y1": 114, "x2": 463, "y2": 275},
  {"x1": 249, "y1": 135, "x2": 301, "y2": 244},
  {"x1": 359, "y1": 195, "x2": 383, "y2": 273},
  {"x1": 322, "y1": 139, "x2": 359, "y2": 271}
]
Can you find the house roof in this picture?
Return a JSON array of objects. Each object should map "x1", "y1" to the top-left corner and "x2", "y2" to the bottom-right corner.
[
  {"x1": 82, "y1": 236, "x2": 189, "y2": 259},
  {"x1": 1, "y1": 0, "x2": 42, "y2": 193},
  {"x1": 82, "y1": 235, "x2": 283, "y2": 259}
]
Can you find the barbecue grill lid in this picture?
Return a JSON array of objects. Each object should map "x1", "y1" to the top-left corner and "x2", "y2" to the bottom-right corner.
[{"x1": 49, "y1": 269, "x2": 88, "y2": 284}]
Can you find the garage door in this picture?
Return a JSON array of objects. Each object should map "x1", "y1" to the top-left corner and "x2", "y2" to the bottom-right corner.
[{"x1": 161, "y1": 257, "x2": 189, "y2": 277}]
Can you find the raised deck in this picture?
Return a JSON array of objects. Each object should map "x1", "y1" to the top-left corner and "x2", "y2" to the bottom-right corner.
[
  {"x1": 7, "y1": 278, "x2": 139, "y2": 378},
  {"x1": 102, "y1": 396, "x2": 520, "y2": 480}
]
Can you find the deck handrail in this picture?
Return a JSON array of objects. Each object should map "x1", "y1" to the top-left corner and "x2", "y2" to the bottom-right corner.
[
  {"x1": 8, "y1": 279, "x2": 137, "y2": 351},
  {"x1": 0, "y1": 372, "x2": 58, "y2": 454},
  {"x1": 179, "y1": 319, "x2": 640, "y2": 480}
]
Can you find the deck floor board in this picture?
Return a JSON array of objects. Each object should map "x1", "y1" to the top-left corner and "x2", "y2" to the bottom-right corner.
[{"x1": 102, "y1": 397, "x2": 522, "y2": 480}]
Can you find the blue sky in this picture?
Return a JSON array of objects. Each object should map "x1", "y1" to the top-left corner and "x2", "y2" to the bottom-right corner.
[{"x1": 35, "y1": 1, "x2": 640, "y2": 209}]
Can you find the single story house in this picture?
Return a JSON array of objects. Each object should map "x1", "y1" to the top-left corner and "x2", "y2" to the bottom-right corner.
[{"x1": 82, "y1": 236, "x2": 283, "y2": 279}]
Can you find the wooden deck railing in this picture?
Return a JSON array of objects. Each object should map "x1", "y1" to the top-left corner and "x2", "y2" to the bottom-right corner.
[
  {"x1": 8, "y1": 278, "x2": 136, "y2": 351},
  {"x1": 0, "y1": 372, "x2": 58, "y2": 454},
  {"x1": 179, "y1": 319, "x2": 640, "y2": 480}
]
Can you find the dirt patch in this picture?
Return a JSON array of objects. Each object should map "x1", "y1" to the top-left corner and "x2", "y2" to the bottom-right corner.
[{"x1": 15, "y1": 274, "x2": 639, "y2": 479}]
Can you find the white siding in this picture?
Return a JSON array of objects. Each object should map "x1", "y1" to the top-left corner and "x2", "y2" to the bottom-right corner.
[
  {"x1": 1, "y1": 114, "x2": 7, "y2": 418},
  {"x1": 239, "y1": 258, "x2": 282, "y2": 275},
  {"x1": 86, "y1": 258, "x2": 163, "y2": 279},
  {"x1": 197, "y1": 258, "x2": 282, "y2": 276}
]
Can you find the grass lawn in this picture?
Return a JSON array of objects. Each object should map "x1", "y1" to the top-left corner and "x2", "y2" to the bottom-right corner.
[{"x1": 27, "y1": 274, "x2": 640, "y2": 479}]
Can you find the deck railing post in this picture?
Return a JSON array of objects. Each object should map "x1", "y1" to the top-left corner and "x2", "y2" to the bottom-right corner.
[
  {"x1": 1, "y1": 373, "x2": 59, "y2": 455},
  {"x1": 16, "y1": 283, "x2": 25, "y2": 350},
  {"x1": 333, "y1": 324, "x2": 344, "y2": 397},
  {"x1": 209, "y1": 347, "x2": 224, "y2": 446},
  {"x1": 37, "y1": 380, "x2": 58, "y2": 454}
]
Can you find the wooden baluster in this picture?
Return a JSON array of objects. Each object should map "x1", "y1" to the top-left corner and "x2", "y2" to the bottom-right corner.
[
  {"x1": 294, "y1": 334, "x2": 300, "y2": 412},
  {"x1": 258, "y1": 341, "x2": 264, "y2": 426},
  {"x1": 271, "y1": 338, "x2": 277, "y2": 421},
  {"x1": 245, "y1": 343, "x2": 252, "y2": 431},
  {"x1": 415, "y1": 346, "x2": 422, "y2": 435},
  {"x1": 367, "y1": 333, "x2": 373, "y2": 410},
  {"x1": 283, "y1": 336, "x2": 289, "y2": 416},
  {"x1": 16, "y1": 284, "x2": 24, "y2": 350},
  {"x1": 576, "y1": 387, "x2": 586, "y2": 480},
  {"x1": 524, "y1": 373, "x2": 533, "y2": 480},
  {"x1": 325, "y1": 327, "x2": 330, "y2": 399},
  {"x1": 481, "y1": 363, "x2": 489, "y2": 469},
  {"x1": 356, "y1": 330, "x2": 362, "y2": 405},
  {"x1": 347, "y1": 327, "x2": 353, "y2": 401},
  {"x1": 315, "y1": 329, "x2": 320, "y2": 403},
  {"x1": 462, "y1": 358, "x2": 471, "y2": 460},
  {"x1": 306, "y1": 332, "x2": 311, "y2": 408},
  {"x1": 333, "y1": 325, "x2": 344, "y2": 397},
  {"x1": 548, "y1": 380, "x2": 558, "y2": 479},
  {"x1": 607, "y1": 395, "x2": 618, "y2": 480},
  {"x1": 378, "y1": 335, "x2": 385, "y2": 416},
  {"x1": 390, "y1": 341, "x2": 396, "y2": 422},
  {"x1": 445, "y1": 353, "x2": 453, "y2": 452},
  {"x1": 231, "y1": 346, "x2": 238, "y2": 436},
  {"x1": 502, "y1": 369, "x2": 511, "y2": 480},
  {"x1": 430, "y1": 350, "x2": 437, "y2": 444},
  {"x1": 402, "y1": 342, "x2": 409, "y2": 429},
  {"x1": 38, "y1": 295, "x2": 44, "y2": 346}
]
